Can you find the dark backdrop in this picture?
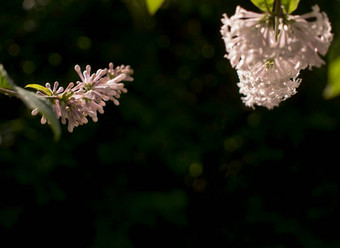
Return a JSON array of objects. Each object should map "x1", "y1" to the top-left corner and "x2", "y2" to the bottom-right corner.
[{"x1": 1, "y1": 0, "x2": 340, "y2": 247}]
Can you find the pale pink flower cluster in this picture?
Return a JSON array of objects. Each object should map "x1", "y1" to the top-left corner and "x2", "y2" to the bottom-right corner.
[
  {"x1": 221, "y1": 5, "x2": 332, "y2": 109},
  {"x1": 32, "y1": 63, "x2": 133, "y2": 132}
]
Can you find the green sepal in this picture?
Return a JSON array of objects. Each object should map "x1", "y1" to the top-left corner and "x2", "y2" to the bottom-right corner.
[
  {"x1": 60, "y1": 90, "x2": 74, "y2": 101},
  {"x1": 25, "y1": 84, "x2": 52, "y2": 96}
]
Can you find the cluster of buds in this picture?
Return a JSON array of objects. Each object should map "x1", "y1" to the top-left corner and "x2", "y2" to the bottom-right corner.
[
  {"x1": 221, "y1": 3, "x2": 333, "y2": 109},
  {"x1": 31, "y1": 63, "x2": 133, "y2": 132}
]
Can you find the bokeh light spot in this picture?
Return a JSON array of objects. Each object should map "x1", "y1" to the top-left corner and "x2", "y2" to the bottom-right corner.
[
  {"x1": 23, "y1": 60, "x2": 36, "y2": 74},
  {"x1": 224, "y1": 135, "x2": 243, "y2": 152},
  {"x1": 77, "y1": 36, "x2": 92, "y2": 50},
  {"x1": 48, "y1": 52, "x2": 62, "y2": 66},
  {"x1": 23, "y1": 0, "x2": 36, "y2": 10},
  {"x1": 189, "y1": 162, "x2": 203, "y2": 177},
  {"x1": 8, "y1": 44, "x2": 20, "y2": 56},
  {"x1": 186, "y1": 19, "x2": 201, "y2": 36},
  {"x1": 247, "y1": 113, "x2": 261, "y2": 127},
  {"x1": 201, "y1": 44, "x2": 215, "y2": 59},
  {"x1": 23, "y1": 20, "x2": 36, "y2": 32}
]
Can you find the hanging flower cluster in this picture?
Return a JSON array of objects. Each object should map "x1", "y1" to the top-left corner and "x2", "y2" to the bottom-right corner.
[
  {"x1": 31, "y1": 63, "x2": 133, "y2": 132},
  {"x1": 221, "y1": 3, "x2": 333, "y2": 109}
]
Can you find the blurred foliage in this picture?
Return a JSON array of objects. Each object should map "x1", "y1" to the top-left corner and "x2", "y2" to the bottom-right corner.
[
  {"x1": 324, "y1": 36, "x2": 340, "y2": 99},
  {"x1": 1, "y1": 0, "x2": 340, "y2": 247},
  {"x1": 0, "y1": 64, "x2": 15, "y2": 90},
  {"x1": 145, "y1": 0, "x2": 166, "y2": 15}
]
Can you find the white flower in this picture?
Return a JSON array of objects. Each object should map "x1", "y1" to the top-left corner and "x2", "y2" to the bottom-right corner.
[
  {"x1": 284, "y1": 5, "x2": 333, "y2": 69},
  {"x1": 221, "y1": 5, "x2": 332, "y2": 109},
  {"x1": 250, "y1": 56, "x2": 301, "y2": 83},
  {"x1": 237, "y1": 56, "x2": 302, "y2": 110},
  {"x1": 221, "y1": 6, "x2": 270, "y2": 70},
  {"x1": 237, "y1": 69, "x2": 301, "y2": 110}
]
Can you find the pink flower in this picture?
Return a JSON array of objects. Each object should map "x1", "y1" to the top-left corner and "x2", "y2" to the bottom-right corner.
[{"x1": 31, "y1": 62, "x2": 134, "y2": 132}]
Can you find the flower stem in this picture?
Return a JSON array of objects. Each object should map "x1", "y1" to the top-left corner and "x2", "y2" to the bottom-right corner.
[
  {"x1": 273, "y1": 0, "x2": 284, "y2": 41},
  {"x1": 273, "y1": 0, "x2": 284, "y2": 17},
  {"x1": 0, "y1": 86, "x2": 58, "y2": 100}
]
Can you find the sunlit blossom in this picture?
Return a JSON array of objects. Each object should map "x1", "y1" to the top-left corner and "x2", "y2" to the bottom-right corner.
[
  {"x1": 31, "y1": 62, "x2": 133, "y2": 132},
  {"x1": 237, "y1": 70, "x2": 301, "y2": 110},
  {"x1": 221, "y1": 5, "x2": 332, "y2": 109}
]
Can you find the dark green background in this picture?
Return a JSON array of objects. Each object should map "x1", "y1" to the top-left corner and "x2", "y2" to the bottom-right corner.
[{"x1": 1, "y1": 0, "x2": 340, "y2": 247}]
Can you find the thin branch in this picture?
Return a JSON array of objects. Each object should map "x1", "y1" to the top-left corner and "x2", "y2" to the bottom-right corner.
[
  {"x1": 273, "y1": 0, "x2": 284, "y2": 41},
  {"x1": 273, "y1": 0, "x2": 283, "y2": 17},
  {"x1": 0, "y1": 86, "x2": 58, "y2": 100},
  {"x1": 0, "y1": 87, "x2": 18, "y2": 97}
]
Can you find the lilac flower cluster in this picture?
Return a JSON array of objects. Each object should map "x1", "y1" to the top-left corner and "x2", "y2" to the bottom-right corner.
[
  {"x1": 221, "y1": 5, "x2": 333, "y2": 109},
  {"x1": 32, "y1": 63, "x2": 133, "y2": 132}
]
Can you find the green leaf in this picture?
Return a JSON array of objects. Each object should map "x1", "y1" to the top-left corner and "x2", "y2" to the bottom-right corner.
[
  {"x1": 0, "y1": 64, "x2": 61, "y2": 140},
  {"x1": 145, "y1": 0, "x2": 165, "y2": 15},
  {"x1": 14, "y1": 86, "x2": 61, "y2": 141},
  {"x1": 250, "y1": 0, "x2": 274, "y2": 12},
  {"x1": 281, "y1": 0, "x2": 300, "y2": 14},
  {"x1": 323, "y1": 56, "x2": 340, "y2": 99},
  {"x1": 25, "y1": 84, "x2": 52, "y2": 96},
  {"x1": 0, "y1": 64, "x2": 15, "y2": 90}
]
